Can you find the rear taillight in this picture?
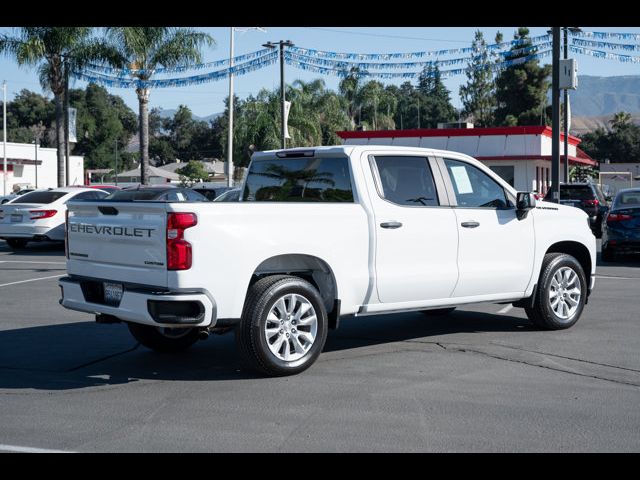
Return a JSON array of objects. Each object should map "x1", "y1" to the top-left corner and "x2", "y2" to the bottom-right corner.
[
  {"x1": 607, "y1": 213, "x2": 633, "y2": 224},
  {"x1": 29, "y1": 209, "x2": 57, "y2": 220},
  {"x1": 583, "y1": 199, "x2": 599, "y2": 207},
  {"x1": 65, "y1": 210, "x2": 69, "y2": 259},
  {"x1": 167, "y1": 212, "x2": 197, "y2": 270}
]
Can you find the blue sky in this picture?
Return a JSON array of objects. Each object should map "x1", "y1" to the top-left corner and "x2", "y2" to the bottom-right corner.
[{"x1": 2, "y1": 26, "x2": 640, "y2": 118}]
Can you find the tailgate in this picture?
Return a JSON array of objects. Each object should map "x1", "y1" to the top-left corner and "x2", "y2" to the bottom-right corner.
[{"x1": 66, "y1": 201, "x2": 169, "y2": 287}]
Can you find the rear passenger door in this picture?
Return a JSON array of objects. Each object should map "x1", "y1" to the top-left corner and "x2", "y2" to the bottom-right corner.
[{"x1": 369, "y1": 155, "x2": 459, "y2": 304}]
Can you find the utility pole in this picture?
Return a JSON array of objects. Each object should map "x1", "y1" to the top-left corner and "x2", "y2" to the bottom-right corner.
[
  {"x1": 2, "y1": 81, "x2": 6, "y2": 196},
  {"x1": 263, "y1": 40, "x2": 294, "y2": 149},
  {"x1": 551, "y1": 27, "x2": 561, "y2": 203},
  {"x1": 563, "y1": 27, "x2": 569, "y2": 183}
]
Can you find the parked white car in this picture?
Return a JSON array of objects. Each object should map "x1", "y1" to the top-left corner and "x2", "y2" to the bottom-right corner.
[
  {"x1": 59, "y1": 146, "x2": 596, "y2": 376},
  {"x1": 0, "y1": 187, "x2": 108, "y2": 249},
  {"x1": 0, "y1": 188, "x2": 36, "y2": 204}
]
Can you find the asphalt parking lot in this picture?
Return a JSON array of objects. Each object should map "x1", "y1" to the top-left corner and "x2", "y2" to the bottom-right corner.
[{"x1": 1, "y1": 240, "x2": 639, "y2": 452}]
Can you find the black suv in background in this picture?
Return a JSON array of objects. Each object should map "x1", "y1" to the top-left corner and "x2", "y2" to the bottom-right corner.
[{"x1": 544, "y1": 182, "x2": 609, "y2": 238}]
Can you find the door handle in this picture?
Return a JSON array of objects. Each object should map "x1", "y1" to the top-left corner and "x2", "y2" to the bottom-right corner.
[
  {"x1": 380, "y1": 221, "x2": 403, "y2": 229},
  {"x1": 461, "y1": 221, "x2": 480, "y2": 228}
]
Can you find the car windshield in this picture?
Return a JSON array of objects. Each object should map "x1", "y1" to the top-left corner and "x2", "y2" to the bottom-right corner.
[
  {"x1": 614, "y1": 191, "x2": 640, "y2": 209},
  {"x1": 13, "y1": 191, "x2": 67, "y2": 204}
]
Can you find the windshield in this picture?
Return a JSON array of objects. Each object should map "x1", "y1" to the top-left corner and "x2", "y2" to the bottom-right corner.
[{"x1": 13, "y1": 191, "x2": 67, "y2": 204}]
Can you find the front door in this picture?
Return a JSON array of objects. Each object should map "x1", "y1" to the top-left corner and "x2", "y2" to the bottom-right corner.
[{"x1": 441, "y1": 158, "x2": 535, "y2": 298}]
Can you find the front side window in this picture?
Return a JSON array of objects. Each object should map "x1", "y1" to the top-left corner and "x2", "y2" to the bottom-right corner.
[
  {"x1": 444, "y1": 158, "x2": 509, "y2": 209},
  {"x1": 243, "y1": 157, "x2": 354, "y2": 202},
  {"x1": 372, "y1": 156, "x2": 439, "y2": 206}
]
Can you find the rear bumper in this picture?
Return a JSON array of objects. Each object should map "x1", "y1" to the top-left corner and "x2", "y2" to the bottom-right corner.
[
  {"x1": 0, "y1": 224, "x2": 62, "y2": 241},
  {"x1": 58, "y1": 276, "x2": 217, "y2": 328}
]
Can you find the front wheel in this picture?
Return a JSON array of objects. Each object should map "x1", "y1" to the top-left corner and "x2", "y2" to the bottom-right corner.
[
  {"x1": 236, "y1": 275, "x2": 328, "y2": 377},
  {"x1": 127, "y1": 323, "x2": 200, "y2": 353},
  {"x1": 525, "y1": 253, "x2": 587, "y2": 330}
]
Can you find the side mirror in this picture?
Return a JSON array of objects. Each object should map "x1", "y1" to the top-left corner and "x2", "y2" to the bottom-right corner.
[{"x1": 516, "y1": 192, "x2": 536, "y2": 219}]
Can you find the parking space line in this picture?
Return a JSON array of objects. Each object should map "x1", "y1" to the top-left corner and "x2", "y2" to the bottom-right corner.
[
  {"x1": 497, "y1": 305, "x2": 513, "y2": 315},
  {"x1": 0, "y1": 274, "x2": 65, "y2": 288},
  {"x1": 0, "y1": 443, "x2": 74, "y2": 453},
  {"x1": 595, "y1": 275, "x2": 640, "y2": 280}
]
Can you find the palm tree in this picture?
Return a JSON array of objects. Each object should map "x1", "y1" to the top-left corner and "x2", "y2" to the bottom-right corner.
[
  {"x1": 1, "y1": 27, "x2": 121, "y2": 186},
  {"x1": 105, "y1": 28, "x2": 214, "y2": 184}
]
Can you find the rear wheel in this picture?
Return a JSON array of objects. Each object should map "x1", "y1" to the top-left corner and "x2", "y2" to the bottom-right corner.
[
  {"x1": 525, "y1": 253, "x2": 587, "y2": 330},
  {"x1": 6, "y1": 239, "x2": 28, "y2": 249},
  {"x1": 127, "y1": 323, "x2": 200, "y2": 353},
  {"x1": 236, "y1": 275, "x2": 328, "y2": 377}
]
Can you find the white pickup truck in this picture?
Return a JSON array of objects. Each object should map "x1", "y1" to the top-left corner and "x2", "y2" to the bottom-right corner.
[{"x1": 59, "y1": 146, "x2": 596, "y2": 376}]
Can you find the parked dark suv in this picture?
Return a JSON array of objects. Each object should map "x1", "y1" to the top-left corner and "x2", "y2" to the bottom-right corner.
[{"x1": 544, "y1": 182, "x2": 609, "y2": 238}]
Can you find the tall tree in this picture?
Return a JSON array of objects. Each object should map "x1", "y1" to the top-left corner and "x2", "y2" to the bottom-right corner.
[
  {"x1": 0, "y1": 27, "x2": 121, "y2": 186},
  {"x1": 459, "y1": 30, "x2": 498, "y2": 127},
  {"x1": 104, "y1": 27, "x2": 214, "y2": 184},
  {"x1": 494, "y1": 27, "x2": 552, "y2": 126},
  {"x1": 417, "y1": 64, "x2": 457, "y2": 128}
]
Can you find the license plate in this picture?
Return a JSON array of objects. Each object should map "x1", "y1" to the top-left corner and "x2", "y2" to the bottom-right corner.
[
  {"x1": 103, "y1": 282, "x2": 124, "y2": 305},
  {"x1": 10, "y1": 214, "x2": 22, "y2": 222}
]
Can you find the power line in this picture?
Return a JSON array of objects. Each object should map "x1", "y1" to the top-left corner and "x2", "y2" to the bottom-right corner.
[{"x1": 303, "y1": 27, "x2": 471, "y2": 44}]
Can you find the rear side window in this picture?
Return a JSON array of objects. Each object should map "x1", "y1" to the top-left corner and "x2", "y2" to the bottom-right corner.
[
  {"x1": 14, "y1": 191, "x2": 67, "y2": 204},
  {"x1": 372, "y1": 156, "x2": 439, "y2": 206},
  {"x1": 243, "y1": 157, "x2": 354, "y2": 202}
]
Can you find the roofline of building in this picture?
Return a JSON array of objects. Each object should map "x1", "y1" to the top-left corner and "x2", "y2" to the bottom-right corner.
[{"x1": 336, "y1": 126, "x2": 581, "y2": 146}]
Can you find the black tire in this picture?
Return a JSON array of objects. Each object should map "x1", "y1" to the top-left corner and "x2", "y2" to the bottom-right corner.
[
  {"x1": 127, "y1": 323, "x2": 200, "y2": 353},
  {"x1": 525, "y1": 253, "x2": 587, "y2": 330},
  {"x1": 421, "y1": 307, "x2": 456, "y2": 316},
  {"x1": 6, "y1": 238, "x2": 28, "y2": 249},
  {"x1": 601, "y1": 245, "x2": 615, "y2": 262},
  {"x1": 236, "y1": 275, "x2": 328, "y2": 377}
]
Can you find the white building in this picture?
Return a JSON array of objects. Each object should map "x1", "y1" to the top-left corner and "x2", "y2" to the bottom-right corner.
[
  {"x1": 337, "y1": 126, "x2": 597, "y2": 194},
  {"x1": 1, "y1": 141, "x2": 84, "y2": 195}
]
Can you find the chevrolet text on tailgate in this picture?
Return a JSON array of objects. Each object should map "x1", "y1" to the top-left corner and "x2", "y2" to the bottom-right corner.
[{"x1": 60, "y1": 146, "x2": 597, "y2": 376}]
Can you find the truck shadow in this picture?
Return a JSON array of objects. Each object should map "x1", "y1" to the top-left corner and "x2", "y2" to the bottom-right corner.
[
  {"x1": 0, "y1": 310, "x2": 532, "y2": 391},
  {"x1": 0, "y1": 240, "x2": 65, "y2": 256}
]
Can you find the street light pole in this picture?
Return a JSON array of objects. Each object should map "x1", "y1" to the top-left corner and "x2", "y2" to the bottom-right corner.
[
  {"x1": 227, "y1": 27, "x2": 235, "y2": 187},
  {"x1": 64, "y1": 57, "x2": 70, "y2": 186},
  {"x1": 551, "y1": 27, "x2": 561, "y2": 204},
  {"x1": 263, "y1": 40, "x2": 294, "y2": 149},
  {"x1": 227, "y1": 27, "x2": 266, "y2": 187}
]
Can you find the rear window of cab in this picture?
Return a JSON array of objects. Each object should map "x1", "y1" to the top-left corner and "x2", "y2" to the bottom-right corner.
[{"x1": 243, "y1": 157, "x2": 354, "y2": 202}]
